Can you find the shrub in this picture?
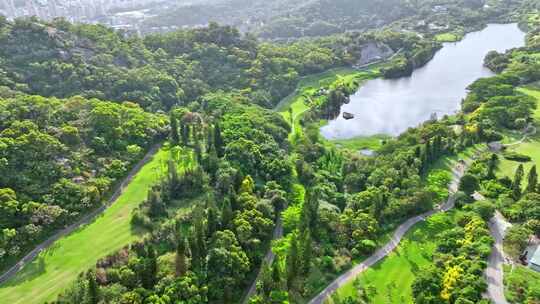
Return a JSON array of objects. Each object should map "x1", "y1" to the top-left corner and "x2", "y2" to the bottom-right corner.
[{"x1": 503, "y1": 151, "x2": 532, "y2": 162}]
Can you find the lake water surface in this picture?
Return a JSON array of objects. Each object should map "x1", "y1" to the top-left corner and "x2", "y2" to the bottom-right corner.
[{"x1": 320, "y1": 23, "x2": 526, "y2": 139}]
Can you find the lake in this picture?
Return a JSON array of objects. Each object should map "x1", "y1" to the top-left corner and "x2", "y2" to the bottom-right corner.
[{"x1": 320, "y1": 23, "x2": 526, "y2": 140}]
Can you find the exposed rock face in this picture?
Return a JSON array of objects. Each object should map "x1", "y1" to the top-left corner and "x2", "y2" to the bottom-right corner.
[
  {"x1": 343, "y1": 112, "x2": 354, "y2": 120},
  {"x1": 357, "y1": 42, "x2": 394, "y2": 66}
]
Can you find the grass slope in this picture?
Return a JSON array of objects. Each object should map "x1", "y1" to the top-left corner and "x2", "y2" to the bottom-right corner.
[
  {"x1": 0, "y1": 146, "x2": 170, "y2": 304},
  {"x1": 435, "y1": 32, "x2": 463, "y2": 42},
  {"x1": 498, "y1": 87, "x2": 540, "y2": 179},
  {"x1": 504, "y1": 264, "x2": 540, "y2": 303},
  {"x1": 332, "y1": 212, "x2": 455, "y2": 304},
  {"x1": 275, "y1": 66, "x2": 380, "y2": 139}
]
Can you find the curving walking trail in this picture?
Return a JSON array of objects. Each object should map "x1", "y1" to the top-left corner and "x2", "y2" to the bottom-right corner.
[
  {"x1": 483, "y1": 123, "x2": 536, "y2": 304},
  {"x1": 308, "y1": 159, "x2": 469, "y2": 304},
  {"x1": 503, "y1": 123, "x2": 536, "y2": 147},
  {"x1": 0, "y1": 143, "x2": 162, "y2": 286},
  {"x1": 484, "y1": 210, "x2": 512, "y2": 304}
]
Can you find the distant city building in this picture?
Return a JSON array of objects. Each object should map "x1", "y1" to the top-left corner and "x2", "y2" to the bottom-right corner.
[{"x1": 0, "y1": 0, "x2": 165, "y2": 33}]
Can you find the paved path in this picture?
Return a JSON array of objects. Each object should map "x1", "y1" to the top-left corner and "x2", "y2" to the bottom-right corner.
[
  {"x1": 308, "y1": 160, "x2": 468, "y2": 304},
  {"x1": 484, "y1": 211, "x2": 512, "y2": 304},
  {"x1": 242, "y1": 217, "x2": 284, "y2": 304},
  {"x1": 503, "y1": 123, "x2": 536, "y2": 147},
  {"x1": 0, "y1": 143, "x2": 162, "y2": 285}
]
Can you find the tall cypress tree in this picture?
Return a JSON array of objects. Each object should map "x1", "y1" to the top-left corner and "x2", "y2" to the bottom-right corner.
[
  {"x1": 207, "y1": 207, "x2": 219, "y2": 237},
  {"x1": 512, "y1": 164, "x2": 524, "y2": 200},
  {"x1": 170, "y1": 114, "x2": 179, "y2": 145},
  {"x1": 194, "y1": 142, "x2": 202, "y2": 164},
  {"x1": 213, "y1": 123, "x2": 224, "y2": 157},
  {"x1": 487, "y1": 153, "x2": 498, "y2": 179},
  {"x1": 271, "y1": 255, "x2": 282, "y2": 289},
  {"x1": 221, "y1": 198, "x2": 233, "y2": 229},
  {"x1": 189, "y1": 234, "x2": 201, "y2": 271},
  {"x1": 299, "y1": 229, "x2": 312, "y2": 275},
  {"x1": 286, "y1": 233, "x2": 299, "y2": 289},
  {"x1": 143, "y1": 246, "x2": 157, "y2": 289},
  {"x1": 175, "y1": 237, "x2": 188, "y2": 277},
  {"x1": 181, "y1": 123, "x2": 189, "y2": 146},
  {"x1": 425, "y1": 140, "x2": 432, "y2": 163},
  {"x1": 527, "y1": 165, "x2": 538, "y2": 193},
  {"x1": 87, "y1": 270, "x2": 99, "y2": 304}
]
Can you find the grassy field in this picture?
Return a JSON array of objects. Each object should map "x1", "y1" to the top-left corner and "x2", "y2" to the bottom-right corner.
[
  {"x1": 275, "y1": 66, "x2": 380, "y2": 139},
  {"x1": 504, "y1": 264, "x2": 540, "y2": 303},
  {"x1": 435, "y1": 32, "x2": 463, "y2": 42},
  {"x1": 329, "y1": 134, "x2": 392, "y2": 151},
  {"x1": 0, "y1": 146, "x2": 171, "y2": 304},
  {"x1": 331, "y1": 212, "x2": 455, "y2": 304},
  {"x1": 497, "y1": 87, "x2": 540, "y2": 179},
  {"x1": 431, "y1": 144, "x2": 484, "y2": 172}
]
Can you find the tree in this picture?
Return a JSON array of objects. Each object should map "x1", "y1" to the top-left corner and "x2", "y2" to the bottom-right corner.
[
  {"x1": 175, "y1": 237, "x2": 188, "y2": 276},
  {"x1": 504, "y1": 225, "x2": 531, "y2": 258},
  {"x1": 512, "y1": 164, "x2": 524, "y2": 200},
  {"x1": 207, "y1": 207, "x2": 219, "y2": 237},
  {"x1": 299, "y1": 228, "x2": 312, "y2": 275},
  {"x1": 286, "y1": 233, "x2": 299, "y2": 289},
  {"x1": 239, "y1": 175, "x2": 255, "y2": 194},
  {"x1": 87, "y1": 270, "x2": 99, "y2": 304},
  {"x1": 214, "y1": 123, "x2": 224, "y2": 157},
  {"x1": 143, "y1": 246, "x2": 158, "y2": 289},
  {"x1": 207, "y1": 230, "x2": 250, "y2": 302},
  {"x1": 221, "y1": 198, "x2": 233, "y2": 228},
  {"x1": 170, "y1": 114, "x2": 179, "y2": 145},
  {"x1": 487, "y1": 153, "x2": 498, "y2": 179},
  {"x1": 459, "y1": 174, "x2": 479, "y2": 196},
  {"x1": 271, "y1": 255, "x2": 282, "y2": 289},
  {"x1": 527, "y1": 165, "x2": 538, "y2": 193},
  {"x1": 472, "y1": 200, "x2": 495, "y2": 221}
]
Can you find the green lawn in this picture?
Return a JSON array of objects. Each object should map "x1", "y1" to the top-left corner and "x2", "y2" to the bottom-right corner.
[
  {"x1": 504, "y1": 264, "x2": 540, "y2": 303},
  {"x1": 431, "y1": 144, "x2": 484, "y2": 172},
  {"x1": 0, "y1": 146, "x2": 170, "y2": 304},
  {"x1": 498, "y1": 87, "x2": 540, "y2": 179},
  {"x1": 328, "y1": 134, "x2": 392, "y2": 152},
  {"x1": 331, "y1": 212, "x2": 455, "y2": 304},
  {"x1": 435, "y1": 32, "x2": 462, "y2": 42},
  {"x1": 275, "y1": 66, "x2": 380, "y2": 139}
]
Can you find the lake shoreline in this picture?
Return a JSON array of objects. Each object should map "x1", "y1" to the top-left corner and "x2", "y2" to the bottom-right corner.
[{"x1": 320, "y1": 23, "x2": 526, "y2": 141}]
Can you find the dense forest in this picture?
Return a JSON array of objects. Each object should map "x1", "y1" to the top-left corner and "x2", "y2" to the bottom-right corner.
[
  {"x1": 0, "y1": 1, "x2": 540, "y2": 304},
  {"x1": 143, "y1": 0, "x2": 524, "y2": 40}
]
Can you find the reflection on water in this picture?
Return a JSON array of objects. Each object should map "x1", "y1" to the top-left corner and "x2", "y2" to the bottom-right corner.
[{"x1": 321, "y1": 23, "x2": 526, "y2": 139}]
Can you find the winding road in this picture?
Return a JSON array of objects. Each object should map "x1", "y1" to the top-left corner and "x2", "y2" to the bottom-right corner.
[
  {"x1": 0, "y1": 143, "x2": 162, "y2": 285},
  {"x1": 484, "y1": 211, "x2": 512, "y2": 304},
  {"x1": 242, "y1": 217, "x2": 284, "y2": 304},
  {"x1": 308, "y1": 158, "x2": 469, "y2": 304}
]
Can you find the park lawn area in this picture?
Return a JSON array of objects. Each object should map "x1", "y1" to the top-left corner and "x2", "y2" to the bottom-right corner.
[
  {"x1": 327, "y1": 134, "x2": 392, "y2": 152},
  {"x1": 497, "y1": 135, "x2": 540, "y2": 180},
  {"x1": 504, "y1": 264, "x2": 540, "y2": 303},
  {"x1": 497, "y1": 87, "x2": 540, "y2": 180},
  {"x1": 275, "y1": 66, "x2": 380, "y2": 139},
  {"x1": 0, "y1": 145, "x2": 171, "y2": 304},
  {"x1": 435, "y1": 32, "x2": 462, "y2": 42},
  {"x1": 331, "y1": 212, "x2": 456, "y2": 304},
  {"x1": 431, "y1": 144, "x2": 484, "y2": 172}
]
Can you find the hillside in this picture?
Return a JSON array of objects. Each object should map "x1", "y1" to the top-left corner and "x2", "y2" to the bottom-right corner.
[{"x1": 0, "y1": 2, "x2": 539, "y2": 304}]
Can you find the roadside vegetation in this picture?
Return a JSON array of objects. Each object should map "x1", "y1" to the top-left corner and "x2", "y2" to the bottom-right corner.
[
  {"x1": 331, "y1": 211, "x2": 456, "y2": 304},
  {"x1": 504, "y1": 264, "x2": 540, "y2": 303},
  {"x1": 0, "y1": 145, "x2": 170, "y2": 303}
]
